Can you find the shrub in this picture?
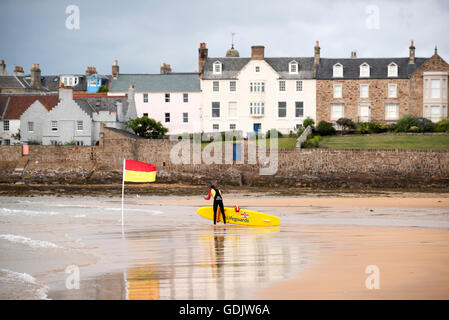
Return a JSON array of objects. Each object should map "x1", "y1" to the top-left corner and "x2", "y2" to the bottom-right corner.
[
  {"x1": 395, "y1": 115, "x2": 418, "y2": 132},
  {"x1": 303, "y1": 117, "x2": 315, "y2": 128},
  {"x1": 301, "y1": 135, "x2": 322, "y2": 148},
  {"x1": 386, "y1": 123, "x2": 397, "y2": 132},
  {"x1": 126, "y1": 116, "x2": 168, "y2": 139},
  {"x1": 64, "y1": 141, "x2": 76, "y2": 146},
  {"x1": 435, "y1": 118, "x2": 449, "y2": 132},
  {"x1": 416, "y1": 117, "x2": 434, "y2": 132},
  {"x1": 409, "y1": 126, "x2": 420, "y2": 133},
  {"x1": 367, "y1": 121, "x2": 387, "y2": 134},
  {"x1": 358, "y1": 122, "x2": 369, "y2": 134},
  {"x1": 297, "y1": 127, "x2": 305, "y2": 137},
  {"x1": 336, "y1": 117, "x2": 357, "y2": 133},
  {"x1": 266, "y1": 129, "x2": 284, "y2": 139},
  {"x1": 27, "y1": 140, "x2": 41, "y2": 145},
  {"x1": 316, "y1": 121, "x2": 336, "y2": 136}
]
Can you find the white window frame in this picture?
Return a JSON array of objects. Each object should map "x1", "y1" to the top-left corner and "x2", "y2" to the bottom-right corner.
[
  {"x1": 431, "y1": 79, "x2": 441, "y2": 99},
  {"x1": 212, "y1": 102, "x2": 220, "y2": 118},
  {"x1": 278, "y1": 101, "x2": 287, "y2": 118},
  {"x1": 385, "y1": 103, "x2": 399, "y2": 121},
  {"x1": 333, "y1": 63, "x2": 343, "y2": 78},
  {"x1": 279, "y1": 80, "x2": 286, "y2": 92},
  {"x1": 77, "y1": 120, "x2": 83, "y2": 131},
  {"x1": 360, "y1": 63, "x2": 370, "y2": 78},
  {"x1": 331, "y1": 103, "x2": 344, "y2": 121},
  {"x1": 333, "y1": 84, "x2": 342, "y2": 99},
  {"x1": 51, "y1": 120, "x2": 58, "y2": 131},
  {"x1": 229, "y1": 124, "x2": 236, "y2": 130},
  {"x1": 143, "y1": 93, "x2": 148, "y2": 103},
  {"x1": 360, "y1": 84, "x2": 369, "y2": 98},
  {"x1": 388, "y1": 63, "x2": 398, "y2": 77},
  {"x1": 250, "y1": 81, "x2": 265, "y2": 93},
  {"x1": 228, "y1": 101, "x2": 237, "y2": 118},
  {"x1": 3, "y1": 120, "x2": 9, "y2": 131},
  {"x1": 212, "y1": 124, "x2": 219, "y2": 131},
  {"x1": 183, "y1": 93, "x2": 188, "y2": 103},
  {"x1": 165, "y1": 112, "x2": 170, "y2": 123},
  {"x1": 296, "y1": 80, "x2": 303, "y2": 92},
  {"x1": 255, "y1": 66, "x2": 260, "y2": 72},
  {"x1": 27, "y1": 121, "x2": 34, "y2": 132},
  {"x1": 289, "y1": 61, "x2": 298, "y2": 74},
  {"x1": 295, "y1": 101, "x2": 304, "y2": 118},
  {"x1": 165, "y1": 93, "x2": 170, "y2": 103},
  {"x1": 213, "y1": 81, "x2": 219, "y2": 92},
  {"x1": 213, "y1": 61, "x2": 222, "y2": 74},
  {"x1": 183, "y1": 112, "x2": 188, "y2": 123},
  {"x1": 388, "y1": 83, "x2": 397, "y2": 98},
  {"x1": 229, "y1": 81, "x2": 236, "y2": 92},
  {"x1": 250, "y1": 102, "x2": 265, "y2": 116}
]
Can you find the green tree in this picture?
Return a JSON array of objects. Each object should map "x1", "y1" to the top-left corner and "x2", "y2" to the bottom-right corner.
[
  {"x1": 303, "y1": 117, "x2": 315, "y2": 128},
  {"x1": 98, "y1": 85, "x2": 108, "y2": 93},
  {"x1": 126, "y1": 116, "x2": 168, "y2": 139},
  {"x1": 336, "y1": 117, "x2": 356, "y2": 134}
]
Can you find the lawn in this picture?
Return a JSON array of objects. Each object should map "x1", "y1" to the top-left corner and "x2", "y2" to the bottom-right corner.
[
  {"x1": 320, "y1": 134, "x2": 449, "y2": 150},
  {"x1": 199, "y1": 134, "x2": 449, "y2": 150}
]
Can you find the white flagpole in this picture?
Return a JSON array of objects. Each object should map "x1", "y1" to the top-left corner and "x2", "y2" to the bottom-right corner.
[{"x1": 121, "y1": 158, "x2": 125, "y2": 236}]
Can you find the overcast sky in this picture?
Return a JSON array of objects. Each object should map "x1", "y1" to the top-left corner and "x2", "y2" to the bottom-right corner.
[{"x1": 1, "y1": 0, "x2": 448, "y2": 75}]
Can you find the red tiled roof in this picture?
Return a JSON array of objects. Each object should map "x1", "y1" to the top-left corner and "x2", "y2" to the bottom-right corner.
[{"x1": 0, "y1": 94, "x2": 59, "y2": 119}]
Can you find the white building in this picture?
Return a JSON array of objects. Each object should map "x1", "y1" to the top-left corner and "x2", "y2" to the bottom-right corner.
[
  {"x1": 19, "y1": 85, "x2": 134, "y2": 146},
  {"x1": 108, "y1": 67, "x2": 202, "y2": 135},
  {"x1": 199, "y1": 44, "x2": 317, "y2": 136}
]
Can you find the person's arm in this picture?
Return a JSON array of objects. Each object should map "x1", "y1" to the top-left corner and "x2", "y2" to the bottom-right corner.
[{"x1": 204, "y1": 188, "x2": 212, "y2": 200}]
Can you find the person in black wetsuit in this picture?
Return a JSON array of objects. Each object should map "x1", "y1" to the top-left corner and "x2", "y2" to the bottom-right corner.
[{"x1": 204, "y1": 183, "x2": 226, "y2": 225}]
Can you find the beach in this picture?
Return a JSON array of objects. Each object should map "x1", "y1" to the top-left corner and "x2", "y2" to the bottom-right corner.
[{"x1": 0, "y1": 192, "x2": 448, "y2": 300}]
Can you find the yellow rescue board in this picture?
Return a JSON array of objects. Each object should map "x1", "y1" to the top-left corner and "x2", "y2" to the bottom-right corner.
[{"x1": 196, "y1": 206, "x2": 280, "y2": 226}]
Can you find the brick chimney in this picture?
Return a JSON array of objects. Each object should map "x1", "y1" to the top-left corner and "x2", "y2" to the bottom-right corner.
[
  {"x1": 251, "y1": 46, "x2": 265, "y2": 60},
  {"x1": 112, "y1": 60, "x2": 119, "y2": 79},
  {"x1": 350, "y1": 51, "x2": 357, "y2": 59},
  {"x1": 160, "y1": 63, "x2": 172, "y2": 74},
  {"x1": 409, "y1": 40, "x2": 415, "y2": 64},
  {"x1": 14, "y1": 66, "x2": 25, "y2": 77},
  {"x1": 0, "y1": 60, "x2": 6, "y2": 76},
  {"x1": 198, "y1": 43, "x2": 208, "y2": 76},
  {"x1": 30, "y1": 64, "x2": 42, "y2": 90},
  {"x1": 86, "y1": 66, "x2": 97, "y2": 77},
  {"x1": 313, "y1": 41, "x2": 321, "y2": 76}
]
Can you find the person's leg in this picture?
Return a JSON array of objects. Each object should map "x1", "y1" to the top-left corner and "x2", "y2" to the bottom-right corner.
[
  {"x1": 219, "y1": 201, "x2": 226, "y2": 224},
  {"x1": 213, "y1": 201, "x2": 218, "y2": 225}
]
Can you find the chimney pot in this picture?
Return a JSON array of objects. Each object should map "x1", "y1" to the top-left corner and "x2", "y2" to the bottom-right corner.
[{"x1": 409, "y1": 40, "x2": 416, "y2": 64}]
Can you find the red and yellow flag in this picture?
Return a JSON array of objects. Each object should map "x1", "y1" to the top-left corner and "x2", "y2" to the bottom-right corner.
[{"x1": 124, "y1": 160, "x2": 156, "y2": 183}]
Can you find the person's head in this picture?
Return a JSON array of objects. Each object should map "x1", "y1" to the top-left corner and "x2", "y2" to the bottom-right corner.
[{"x1": 207, "y1": 181, "x2": 215, "y2": 189}]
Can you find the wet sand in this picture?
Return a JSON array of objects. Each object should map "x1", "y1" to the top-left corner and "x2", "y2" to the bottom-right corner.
[
  {"x1": 255, "y1": 226, "x2": 449, "y2": 299},
  {"x1": 0, "y1": 194, "x2": 448, "y2": 300}
]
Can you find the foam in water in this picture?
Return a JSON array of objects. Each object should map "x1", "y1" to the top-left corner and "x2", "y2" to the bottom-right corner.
[
  {"x1": 0, "y1": 268, "x2": 49, "y2": 300},
  {"x1": 0, "y1": 234, "x2": 61, "y2": 249}
]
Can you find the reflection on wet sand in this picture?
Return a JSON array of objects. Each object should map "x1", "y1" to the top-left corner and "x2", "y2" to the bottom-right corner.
[{"x1": 123, "y1": 225, "x2": 311, "y2": 300}]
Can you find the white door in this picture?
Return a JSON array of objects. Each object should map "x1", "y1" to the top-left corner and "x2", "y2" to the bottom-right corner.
[{"x1": 359, "y1": 105, "x2": 370, "y2": 122}]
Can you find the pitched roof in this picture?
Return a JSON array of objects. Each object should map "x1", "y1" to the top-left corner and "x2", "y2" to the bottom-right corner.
[
  {"x1": 202, "y1": 57, "x2": 315, "y2": 80},
  {"x1": 109, "y1": 73, "x2": 201, "y2": 93},
  {"x1": 0, "y1": 76, "x2": 33, "y2": 90},
  {"x1": 316, "y1": 57, "x2": 428, "y2": 79},
  {"x1": 0, "y1": 93, "x2": 59, "y2": 120}
]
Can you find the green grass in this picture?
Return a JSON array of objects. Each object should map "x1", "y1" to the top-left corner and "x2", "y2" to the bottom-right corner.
[{"x1": 320, "y1": 134, "x2": 449, "y2": 150}]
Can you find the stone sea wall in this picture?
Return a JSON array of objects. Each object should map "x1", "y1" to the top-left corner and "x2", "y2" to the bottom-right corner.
[{"x1": 0, "y1": 125, "x2": 448, "y2": 188}]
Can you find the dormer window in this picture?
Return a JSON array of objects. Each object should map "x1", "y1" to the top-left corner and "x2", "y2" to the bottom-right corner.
[
  {"x1": 213, "y1": 61, "x2": 222, "y2": 74},
  {"x1": 333, "y1": 63, "x2": 343, "y2": 78},
  {"x1": 289, "y1": 61, "x2": 298, "y2": 74},
  {"x1": 360, "y1": 63, "x2": 370, "y2": 78},
  {"x1": 388, "y1": 63, "x2": 398, "y2": 77}
]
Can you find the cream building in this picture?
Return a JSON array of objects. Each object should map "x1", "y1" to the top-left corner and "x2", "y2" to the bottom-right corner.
[{"x1": 199, "y1": 43, "x2": 317, "y2": 136}]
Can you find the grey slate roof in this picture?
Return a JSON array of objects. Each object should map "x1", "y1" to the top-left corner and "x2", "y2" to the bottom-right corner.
[
  {"x1": 316, "y1": 57, "x2": 428, "y2": 79},
  {"x1": 109, "y1": 73, "x2": 201, "y2": 93},
  {"x1": 0, "y1": 76, "x2": 33, "y2": 90},
  {"x1": 202, "y1": 57, "x2": 315, "y2": 80},
  {"x1": 41, "y1": 75, "x2": 86, "y2": 91},
  {"x1": 75, "y1": 96, "x2": 128, "y2": 116}
]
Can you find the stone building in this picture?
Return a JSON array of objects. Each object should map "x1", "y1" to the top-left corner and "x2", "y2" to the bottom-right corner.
[{"x1": 315, "y1": 41, "x2": 448, "y2": 124}]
